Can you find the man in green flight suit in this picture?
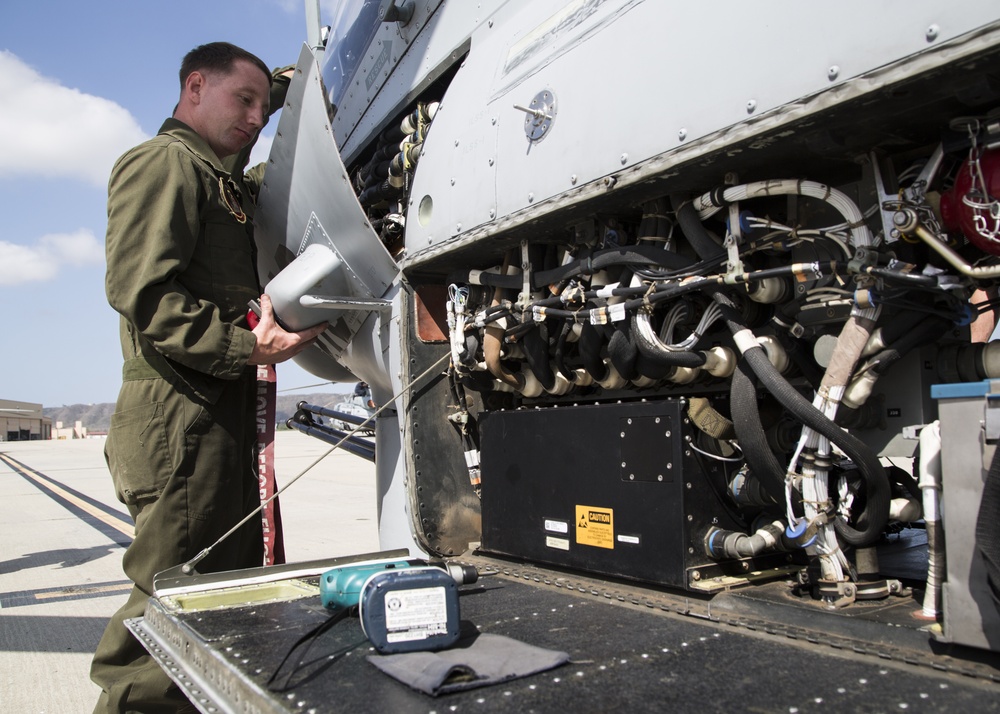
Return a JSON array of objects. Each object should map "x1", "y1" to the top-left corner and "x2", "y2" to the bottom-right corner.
[{"x1": 91, "y1": 42, "x2": 327, "y2": 713}]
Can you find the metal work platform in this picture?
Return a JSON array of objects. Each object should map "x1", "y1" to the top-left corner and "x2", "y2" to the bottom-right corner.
[{"x1": 128, "y1": 551, "x2": 1000, "y2": 713}]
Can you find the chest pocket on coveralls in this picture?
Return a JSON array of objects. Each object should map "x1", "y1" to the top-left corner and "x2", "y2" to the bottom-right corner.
[{"x1": 197, "y1": 176, "x2": 259, "y2": 323}]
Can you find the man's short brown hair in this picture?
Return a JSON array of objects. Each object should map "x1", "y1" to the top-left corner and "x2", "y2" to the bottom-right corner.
[{"x1": 179, "y1": 42, "x2": 271, "y2": 89}]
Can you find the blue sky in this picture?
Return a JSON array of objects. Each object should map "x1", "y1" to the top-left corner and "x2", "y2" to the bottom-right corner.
[{"x1": 0, "y1": 0, "x2": 348, "y2": 406}]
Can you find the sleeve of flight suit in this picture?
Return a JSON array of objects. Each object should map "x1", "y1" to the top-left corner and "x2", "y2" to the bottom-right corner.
[{"x1": 105, "y1": 140, "x2": 257, "y2": 380}]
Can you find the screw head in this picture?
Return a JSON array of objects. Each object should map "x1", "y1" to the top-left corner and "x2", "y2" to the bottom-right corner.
[
  {"x1": 828, "y1": 65, "x2": 840, "y2": 81},
  {"x1": 678, "y1": 128, "x2": 687, "y2": 141},
  {"x1": 926, "y1": 24, "x2": 939, "y2": 42},
  {"x1": 746, "y1": 99, "x2": 757, "y2": 114}
]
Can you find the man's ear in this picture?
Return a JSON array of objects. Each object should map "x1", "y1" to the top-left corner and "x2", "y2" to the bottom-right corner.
[{"x1": 184, "y1": 70, "x2": 206, "y2": 105}]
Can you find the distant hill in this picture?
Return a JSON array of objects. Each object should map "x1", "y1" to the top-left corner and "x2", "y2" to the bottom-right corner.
[
  {"x1": 44, "y1": 390, "x2": 352, "y2": 433},
  {"x1": 44, "y1": 402, "x2": 116, "y2": 432}
]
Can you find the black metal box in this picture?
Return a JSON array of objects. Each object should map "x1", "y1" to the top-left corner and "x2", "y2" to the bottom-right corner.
[{"x1": 479, "y1": 400, "x2": 696, "y2": 588}]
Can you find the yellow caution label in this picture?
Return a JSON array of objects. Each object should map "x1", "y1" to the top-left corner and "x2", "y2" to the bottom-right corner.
[{"x1": 575, "y1": 505, "x2": 614, "y2": 549}]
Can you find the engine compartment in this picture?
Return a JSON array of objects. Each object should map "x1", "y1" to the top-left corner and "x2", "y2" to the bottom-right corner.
[{"x1": 306, "y1": 9, "x2": 1000, "y2": 647}]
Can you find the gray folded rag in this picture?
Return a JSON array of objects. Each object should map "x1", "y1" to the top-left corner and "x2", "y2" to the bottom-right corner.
[{"x1": 366, "y1": 632, "x2": 570, "y2": 696}]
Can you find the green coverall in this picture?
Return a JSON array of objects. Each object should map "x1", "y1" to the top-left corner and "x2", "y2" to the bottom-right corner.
[{"x1": 92, "y1": 67, "x2": 289, "y2": 712}]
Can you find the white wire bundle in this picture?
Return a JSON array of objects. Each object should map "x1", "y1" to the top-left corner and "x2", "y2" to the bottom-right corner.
[{"x1": 446, "y1": 284, "x2": 469, "y2": 368}]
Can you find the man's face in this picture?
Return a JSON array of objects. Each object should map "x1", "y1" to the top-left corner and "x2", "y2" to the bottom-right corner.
[{"x1": 189, "y1": 59, "x2": 270, "y2": 159}]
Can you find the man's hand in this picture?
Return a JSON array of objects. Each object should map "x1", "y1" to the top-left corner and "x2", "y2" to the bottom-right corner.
[{"x1": 249, "y1": 294, "x2": 328, "y2": 365}]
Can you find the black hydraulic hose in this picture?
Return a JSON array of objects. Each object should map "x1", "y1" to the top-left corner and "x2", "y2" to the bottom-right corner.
[
  {"x1": 608, "y1": 323, "x2": 639, "y2": 380},
  {"x1": 554, "y1": 322, "x2": 577, "y2": 382},
  {"x1": 461, "y1": 332, "x2": 481, "y2": 369},
  {"x1": 522, "y1": 325, "x2": 556, "y2": 391},
  {"x1": 579, "y1": 323, "x2": 609, "y2": 381},
  {"x1": 359, "y1": 178, "x2": 401, "y2": 205},
  {"x1": 671, "y1": 194, "x2": 727, "y2": 261},
  {"x1": 712, "y1": 290, "x2": 890, "y2": 546},
  {"x1": 367, "y1": 160, "x2": 391, "y2": 181},
  {"x1": 635, "y1": 351, "x2": 675, "y2": 380},
  {"x1": 730, "y1": 358, "x2": 784, "y2": 503}
]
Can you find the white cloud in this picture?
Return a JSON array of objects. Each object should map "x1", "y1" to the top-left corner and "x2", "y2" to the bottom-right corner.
[
  {"x1": 0, "y1": 51, "x2": 148, "y2": 187},
  {"x1": 0, "y1": 229, "x2": 104, "y2": 286}
]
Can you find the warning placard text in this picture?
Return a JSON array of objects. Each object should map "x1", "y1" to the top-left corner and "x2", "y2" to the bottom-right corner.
[{"x1": 575, "y1": 505, "x2": 614, "y2": 549}]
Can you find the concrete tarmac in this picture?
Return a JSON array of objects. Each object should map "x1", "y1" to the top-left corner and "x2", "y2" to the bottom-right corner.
[{"x1": 0, "y1": 431, "x2": 377, "y2": 713}]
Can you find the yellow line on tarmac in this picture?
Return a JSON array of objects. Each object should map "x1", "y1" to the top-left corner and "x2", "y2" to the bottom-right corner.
[{"x1": 0, "y1": 453, "x2": 134, "y2": 540}]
